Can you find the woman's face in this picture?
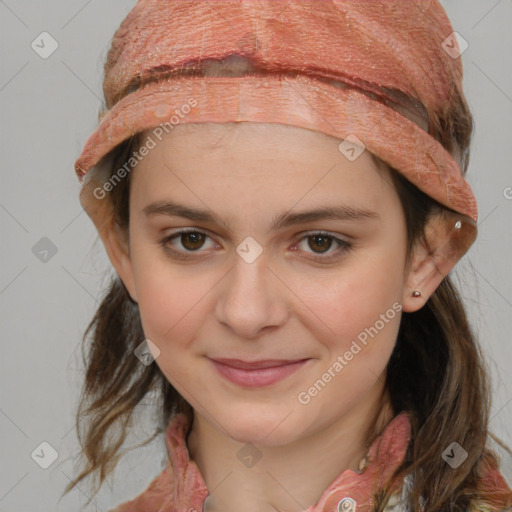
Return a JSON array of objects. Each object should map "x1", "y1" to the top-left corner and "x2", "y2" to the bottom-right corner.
[{"x1": 123, "y1": 122, "x2": 412, "y2": 445}]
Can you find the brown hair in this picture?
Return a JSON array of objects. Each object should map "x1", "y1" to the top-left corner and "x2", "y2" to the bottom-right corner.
[{"x1": 63, "y1": 69, "x2": 512, "y2": 511}]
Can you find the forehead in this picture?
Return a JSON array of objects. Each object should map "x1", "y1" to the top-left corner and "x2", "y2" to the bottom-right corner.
[
  {"x1": 131, "y1": 122, "x2": 395, "y2": 214},
  {"x1": 136, "y1": 122, "x2": 384, "y2": 173},
  {"x1": 144, "y1": 122, "x2": 343, "y2": 157}
]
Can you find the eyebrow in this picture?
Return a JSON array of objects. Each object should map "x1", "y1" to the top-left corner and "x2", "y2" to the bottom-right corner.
[{"x1": 142, "y1": 200, "x2": 379, "y2": 232}]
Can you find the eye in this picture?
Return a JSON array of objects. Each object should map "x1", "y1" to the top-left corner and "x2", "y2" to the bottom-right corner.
[
  {"x1": 158, "y1": 229, "x2": 353, "y2": 262},
  {"x1": 159, "y1": 229, "x2": 217, "y2": 256},
  {"x1": 294, "y1": 231, "x2": 353, "y2": 261}
]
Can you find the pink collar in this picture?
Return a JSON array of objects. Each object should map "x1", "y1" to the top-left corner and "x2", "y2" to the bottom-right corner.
[{"x1": 112, "y1": 412, "x2": 411, "y2": 512}]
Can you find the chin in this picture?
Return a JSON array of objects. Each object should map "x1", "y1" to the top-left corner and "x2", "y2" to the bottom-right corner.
[{"x1": 214, "y1": 403, "x2": 302, "y2": 446}]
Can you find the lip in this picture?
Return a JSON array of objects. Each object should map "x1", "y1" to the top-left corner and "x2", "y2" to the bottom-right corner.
[{"x1": 209, "y1": 357, "x2": 310, "y2": 387}]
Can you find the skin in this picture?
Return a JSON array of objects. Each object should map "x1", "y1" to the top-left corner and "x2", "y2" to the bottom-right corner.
[{"x1": 97, "y1": 122, "x2": 458, "y2": 512}]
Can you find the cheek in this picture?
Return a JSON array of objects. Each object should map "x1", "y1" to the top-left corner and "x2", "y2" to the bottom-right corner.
[
  {"x1": 294, "y1": 264, "x2": 403, "y2": 418},
  {"x1": 293, "y1": 249, "x2": 405, "y2": 353},
  {"x1": 287, "y1": 252, "x2": 405, "y2": 415},
  {"x1": 131, "y1": 253, "x2": 213, "y2": 352},
  {"x1": 133, "y1": 265, "x2": 212, "y2": 397}
]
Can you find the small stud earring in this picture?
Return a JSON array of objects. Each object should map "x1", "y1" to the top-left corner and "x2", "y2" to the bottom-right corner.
[{"x1": 412, "y1": 291, "x2": 421, "y2": 297}]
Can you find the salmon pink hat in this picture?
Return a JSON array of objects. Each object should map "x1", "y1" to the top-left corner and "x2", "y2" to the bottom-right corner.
[{"x1": 75, "y1": 0, "x2": 478, "y2": 234}]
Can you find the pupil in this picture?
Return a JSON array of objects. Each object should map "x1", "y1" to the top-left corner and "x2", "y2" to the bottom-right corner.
[
  {"x1": 309, "y1": 235, "x2": 331, "y2": 253},
  {"x1": 183, "y1": 232, "x2": 204, "y2": 250}
]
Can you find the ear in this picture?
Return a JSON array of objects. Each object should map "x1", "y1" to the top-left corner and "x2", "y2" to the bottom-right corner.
[
  {"x1": 80, "y1": 183, "x2": 138, "y2": 303},
  {"x1": 401, "y1": 212, "x2": 477, "y2": 313}
]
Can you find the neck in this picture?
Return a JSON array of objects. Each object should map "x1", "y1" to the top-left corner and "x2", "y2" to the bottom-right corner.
[{"x1": 187, "y1": 388, "x2": 394, "y2": 512}]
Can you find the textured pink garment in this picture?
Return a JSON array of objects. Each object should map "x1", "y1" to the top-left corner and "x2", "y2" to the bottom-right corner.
[
  {"x1": 107, "y1": 412, "x2": 512, "y2": 511},
  {"x1": 108, "y1": 411, "x2": 412, "y2": 512},
  {"x1": 75, "y1": 0, "x2": 478, "y2": 225}
]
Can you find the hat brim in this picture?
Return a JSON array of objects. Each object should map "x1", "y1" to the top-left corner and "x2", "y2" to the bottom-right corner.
[{"x1": 75, "y1": 74, "x2": 477, "y2": 224}]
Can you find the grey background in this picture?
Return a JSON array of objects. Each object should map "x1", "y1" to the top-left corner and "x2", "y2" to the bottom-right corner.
[{"x1": 1, "y1": 1, "x2": 511, "y2": 511}]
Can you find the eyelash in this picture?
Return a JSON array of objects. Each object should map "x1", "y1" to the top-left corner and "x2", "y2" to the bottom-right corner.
[{"x1": 158, "y1": 228, "x2": 354, "y2": 263}]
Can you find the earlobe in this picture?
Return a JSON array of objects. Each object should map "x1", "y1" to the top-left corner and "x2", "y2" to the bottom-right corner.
[
  {"x1": 80, "y1": 185, "x2": 138, "y2": 303},
  {"x1": 402, "y1": 212, "x2": 477, "y2": 313},
  {"x1": 402, "y1": 255, "x2": 441, "y2": 312}
]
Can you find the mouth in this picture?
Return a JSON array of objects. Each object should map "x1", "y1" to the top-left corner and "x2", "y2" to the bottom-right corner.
[{"x1": 208, "y1": 357, "x2": 311, "y2": 387}]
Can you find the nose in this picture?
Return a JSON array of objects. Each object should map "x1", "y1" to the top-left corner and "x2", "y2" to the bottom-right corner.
[{"x1": 213, "y1": 252, "x2": 290, "y2": 339}]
